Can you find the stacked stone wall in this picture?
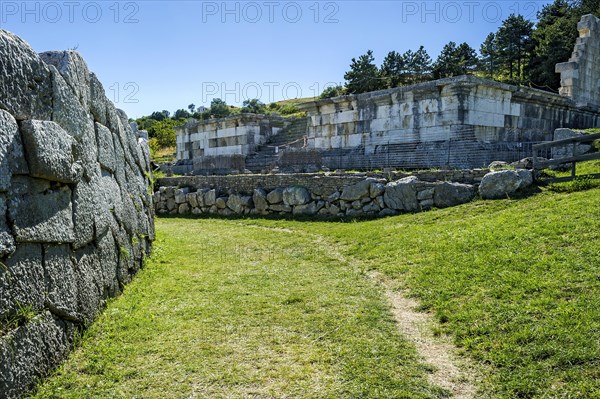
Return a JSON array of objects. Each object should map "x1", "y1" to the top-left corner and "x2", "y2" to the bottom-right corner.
[
  {"x1": 0, "y1": 30, "x2": 154, "y2": 398},
  {"x1": 154, "y1": 169, "x2": 529, "y2": 219}
]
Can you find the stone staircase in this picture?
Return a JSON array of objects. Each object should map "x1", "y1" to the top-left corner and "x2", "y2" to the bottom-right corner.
[{"x1": 245, "y1": 118, "x2": 308, "y2": 172}]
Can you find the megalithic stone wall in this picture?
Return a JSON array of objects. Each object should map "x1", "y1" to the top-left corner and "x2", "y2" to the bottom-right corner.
[{"x1": 0, "y1": 30, "x2": 154, "y2": 398}]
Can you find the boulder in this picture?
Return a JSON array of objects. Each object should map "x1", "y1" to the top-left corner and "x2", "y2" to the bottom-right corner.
[
  {"x1": 267, "y1": 188, "x2": 284, "y2": 204},
  {"x1": 479, "y1": 170, "x2": 523, "y2": 200},
  {"x1": 433, "y1": 182, "x2": 476, "y2": 208},
  {"x1": 204, "y1": 189, "x2": 216, "y2": 206},
  {"x1": 340, "y1": 179, "x2": 373, "y2": 201},
  {"x1": 383, "y1": 176, "x2": 419, "y2": 211},
  {"x1": 227, "y1": 194, "x2": 243, "y2": 214},
  {"x1": 283, "y1": 186, "x2": 311, "y2": 206},
  {"x1": 293, "y1": 202, "x2": 319, "y2": 216},
  {"x1": 369, "y1": 182, "x2": 385, "y2": 198},
  {"x1": 253, "y1": 189, "x2": 268, "y2": 211}
]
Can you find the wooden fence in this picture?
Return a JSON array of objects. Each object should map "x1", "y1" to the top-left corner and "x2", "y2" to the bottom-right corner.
[{"x1": 532, "y1": 132, "x2": 600, "y2": 183}]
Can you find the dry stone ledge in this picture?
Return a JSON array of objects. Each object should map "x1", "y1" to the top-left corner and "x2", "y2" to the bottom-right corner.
[{"x1": 0, "y1": 29, "x2": 154, "y2": 399}]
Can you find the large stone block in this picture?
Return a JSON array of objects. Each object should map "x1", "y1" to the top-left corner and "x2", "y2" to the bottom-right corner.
[
  {"x1": 20, "y1": 120, "x2": 82, "y2": 183},
  {"x1": 9, "y1": 181, "x2": 75, "y2": 243},
  {"x1": 43, "y1": 244, "x2": 80, "y2": 322},
  {"x1": 49, "y1": 66, "x2": 99, "y2": 180},
  {"x1": 479, "y1": 170, "x2": 523, "y2": 200},
  {"x1": 384, "y1": 176, "x2": 419, "y2": 211},
  {"x1": 0, "y1": 244, "x2": 44, "y2": 321},
  {"x1": 0, "y1": 30, "x2": 53, "y2": 121},
  {"x1": 74, "y1": 245, "x2": 104, "y2": 325},
  {"x1": 340, "y1": 179, "x2": 373, "y2": 201},
  {"x1": 0, "y1": 311, "x2": 75, "y2": 399},
  {"x1": 0, "y1": 110, "x2": 28, "y2": 190},
  {"x1": 96, "y1": 122, "x2": 117, "y2": 172},
  {"x1": 283, "y1": 186, "x2": 311, "y2": 206},
  {"x1": 0, "y1": 195, "x2": 15, "y2": 256},
  {"x1": 40, "y1": 51, "x2": 91, "y2": 109},
  {"x1": 97, "y1": 231, "x2": 120, "y2": 298},
  {"x1": 433, "y1": 182, "x2": 476, "y2": 208}
]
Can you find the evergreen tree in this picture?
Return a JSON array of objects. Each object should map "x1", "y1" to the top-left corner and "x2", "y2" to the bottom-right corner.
[
  {"x1": 409, "y1": 46, "x2": 433, "y2": 83},
  {"x1": 380, "y1": 51, "x2": 406, "y2": 88},
  {"x1": 496, "y1": 14, "x2": 534, "y2": 83},
  {"x1": 209, "y1": 98, "x2": 230, "y2": 118},
  {"x1": 479, "y1": 33, "x2": 499, "y2": 79},
  {"x1": 344, "y1": 50, "x2": 382, "y2": 94},
  {"x1": 241, "y1": 99, "x2": 266, "y2": 114},
  {"x1": 174, "y1": 109, "x2": 191, "y2": 119}
]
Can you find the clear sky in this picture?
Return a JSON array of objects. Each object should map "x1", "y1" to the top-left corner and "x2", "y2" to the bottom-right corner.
[{"x1": 1, "y1": 0, "x2": 552, "y2": 119}]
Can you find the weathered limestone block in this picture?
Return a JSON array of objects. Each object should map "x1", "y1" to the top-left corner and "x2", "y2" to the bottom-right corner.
[
  {"x1": 479, "y1": 170, "x2": 523, "y2": 200},
  {"x1": 204, "y1": 189, "x2": 216, "y2": 206},
  {"x1": 95, "y1": 174, "x2": 123, "y2": 237},
  {"x1": 187, "y1": 192, "x2": 199, "y2": 208},
  {"x1": 283, "y1": 186, "x2": 311, "y2": 206},
  {"x1": 9, "y1": 180, "x2": 74, "y2": 243},
  {"x1": 74, "y1": 245, "x2": 104, "y2": 325},
  {"x1": 19, "y1": 120, "x2": 82, "y2": 183},
  {"x1": 43, "y1": 244, "x2": 80, "y2": 322},
  {"x1": 384, "y1": 176, "x2": 419, "y2": 211},
  {"x1": 175, "y1": 188, "x2": 189, "y2": 204},
  {"x1": 227, "y1": 194, "x2": 243, "y2": 214},
  {"x1": 340, "y1": 179, "x2": 373, "y2": 201},
  {"x1": 270, "y1": 204, "x2": 292, "y2": 212},
  {"x1": 0, "y1": 244, "x2": 44, "y2": 321},
  {"x1": 516, "y1": 169, "x2": 534, "y2": 190},
  {"x1": 253, "y1": 188, "x2": 268, "y2": 211},
  {"x1": 216, "y1": 197, "x2": 227, "y2": 209},
  {"x1": 178, "y1": 203, "x2": 190, "y2": 214},
  {"x1": 0, "y1": 110, "x2": 27, "y2": 190},
  {"x1": 95, "y1": 123, "x2": 117, "y2": 172},
  {"x1": 293, "y1": 202, "x2": 319, "y2": 215},
  {"x1": 89, "y1": 73, "x2": 109, "y2": 127},
  {"x1": 433, "y1": 182, "x2": 476, "y2": 208},
  {"x1": 369, "y1": 182, "x2": 385, "y2": 198},
  {"x1": 0, "y1": 311, "x2": 75, "y2": 399},
  {"x1": 267, "y1": 188, "x2": 284, "y2": 204},
  {"x1": 97, "y1": 232, "x2": 120, "y2": 298},
  {"x1": 40, "y1": 51, "x2": 91, "y2": 109},
  {"x1": 48, "y1": 66, "x2": 99, "y2": 179},
  {"x1": 0, "y1": 30, "x2": 53, "y2": 121},
  {"x1": 0, "y1": 195, "x2": 15, "y2": 256}
]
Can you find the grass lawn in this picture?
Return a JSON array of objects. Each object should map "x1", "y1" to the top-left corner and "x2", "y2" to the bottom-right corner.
[{"x1": 33, "y1": 185, "x2": 600, "y2": 398}]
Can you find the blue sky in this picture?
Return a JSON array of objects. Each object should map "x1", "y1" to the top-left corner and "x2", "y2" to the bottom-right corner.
[{"x1": 1, "y1": 0, "x2": 552, "y2": 118}]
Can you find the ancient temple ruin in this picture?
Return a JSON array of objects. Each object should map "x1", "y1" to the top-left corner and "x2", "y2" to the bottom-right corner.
[{"x1": 176, "y1": 14, "x2": 600, "y2": 175}]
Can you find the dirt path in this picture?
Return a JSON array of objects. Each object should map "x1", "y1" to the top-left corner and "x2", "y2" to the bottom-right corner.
[
  {"x1": 369, "y1": 271, "x2": 480, "y2": 399},
  {"x1": 245, "y1": 223, "x2": 481, "y2": 398}
]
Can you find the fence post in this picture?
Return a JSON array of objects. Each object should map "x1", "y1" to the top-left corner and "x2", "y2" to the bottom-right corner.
[{"x1": 571, "y1": 141, "x2": 577, "y2": 178}]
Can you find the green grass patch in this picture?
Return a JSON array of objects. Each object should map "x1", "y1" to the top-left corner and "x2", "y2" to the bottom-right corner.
[
  {"x1": 33, "y1": 187, "x2": 600, "y2": 398},
  {"x1": 238, "y1": 188, "x2": 600, "y2": 398},
  {"x1": 33, "y1": 220, "x2": 445, "y2": 398}
]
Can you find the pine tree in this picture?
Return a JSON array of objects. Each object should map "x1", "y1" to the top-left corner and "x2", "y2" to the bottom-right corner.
[
  {"x1": 479, "y1": 33, "x2": 498, "y2": 79},
  {"x1": 495, "y1": 14, "x2": 534, "y2": 84},
  {"x1": 344, "y1": 50, "x2": 382, "y2": 94},
  {"x1": 380, "y1": 51, "x2": 406, "y2": 88}
]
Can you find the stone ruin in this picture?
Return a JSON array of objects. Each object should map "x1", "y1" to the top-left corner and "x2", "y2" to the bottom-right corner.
[
  {"x1": 556, "y1": 14, "x2": 600, "y2": 108},
  {"x1": 0, "y1": 30, "x2": 154, "y2": 398},
  {"x1": 175, "y1": 14, "x2": 600, "y2": 175}
]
